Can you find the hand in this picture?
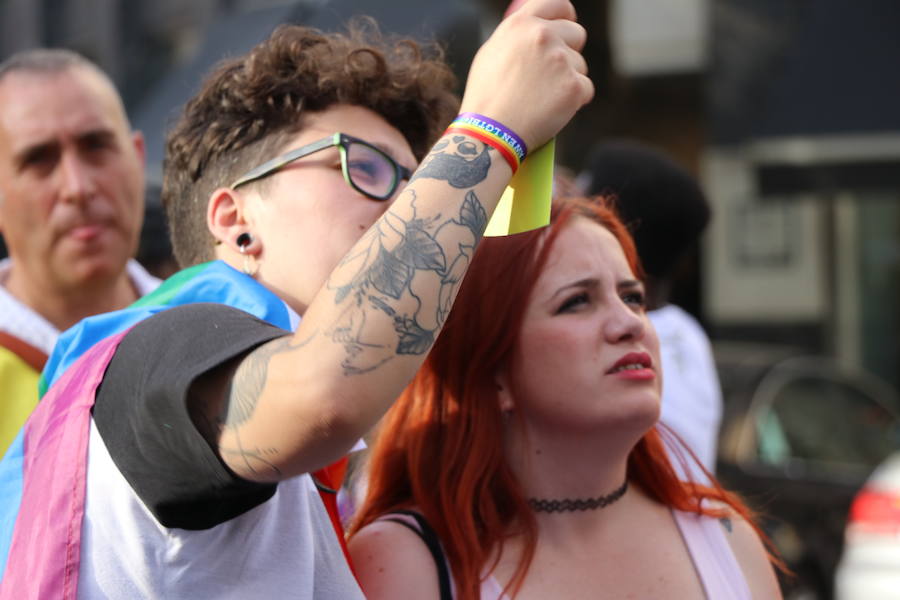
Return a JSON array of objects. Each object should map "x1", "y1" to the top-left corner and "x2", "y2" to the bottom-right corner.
[{"x1": 459, "y1": 0, "x2": 594, "y2": 152}]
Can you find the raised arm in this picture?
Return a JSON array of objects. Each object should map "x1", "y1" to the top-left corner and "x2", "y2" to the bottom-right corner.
[{"x1": 202, "y1": 0, "x2": 593, "y2": 482}]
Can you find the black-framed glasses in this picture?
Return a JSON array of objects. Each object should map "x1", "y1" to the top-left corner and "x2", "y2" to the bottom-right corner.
[{"x1": 230, "y1": 132, "x2": 413, "y2": 201}]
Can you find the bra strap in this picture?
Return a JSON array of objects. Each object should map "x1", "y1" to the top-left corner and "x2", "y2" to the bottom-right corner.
[{"x1": 383, "y1": 509, "x2": 453, "y2": 600}]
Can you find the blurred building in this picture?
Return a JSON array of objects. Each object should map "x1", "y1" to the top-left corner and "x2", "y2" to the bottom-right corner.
[{"x1": 702, "y1": 0, "x2": 900, "y2": 393}]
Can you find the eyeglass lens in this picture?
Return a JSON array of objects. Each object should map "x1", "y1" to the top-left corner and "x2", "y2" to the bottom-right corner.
[{"x1": 345, "y1": 142, "x2": 399, "y2": 200}]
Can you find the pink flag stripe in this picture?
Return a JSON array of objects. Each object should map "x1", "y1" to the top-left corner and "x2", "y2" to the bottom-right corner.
[{"x1": 0, "y1": 331, "x2": 128, "y2": 599}]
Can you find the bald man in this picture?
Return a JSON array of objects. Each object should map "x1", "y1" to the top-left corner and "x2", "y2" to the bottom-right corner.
[{"x1": 0, "y1": 49, "x2": 159, "y2": 454}]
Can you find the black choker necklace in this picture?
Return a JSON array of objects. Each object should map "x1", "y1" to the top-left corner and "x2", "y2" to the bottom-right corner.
[{"x1": 528, "y1": 480, "x2": 628, "y2": 513}]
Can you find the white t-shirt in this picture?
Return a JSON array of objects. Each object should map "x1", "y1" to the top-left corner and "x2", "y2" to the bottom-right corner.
[
  {"x1": 78, "y1": 303, "x2": 364, "y2": 599},
  {"x1": 78, "y1": 422, "x2": 362, "y2": 599},
  {"x1": 650, "y1": 304, "x2": 723, "y2": 480}
]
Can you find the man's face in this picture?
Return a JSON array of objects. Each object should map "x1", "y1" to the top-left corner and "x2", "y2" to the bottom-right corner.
[{"x1": 0, "y1": 67, "x2": 145, "y2": 295}]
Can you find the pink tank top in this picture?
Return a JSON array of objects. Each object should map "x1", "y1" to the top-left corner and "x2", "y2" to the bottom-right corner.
[
  {"x1": 671, "y1": 508, "x2": 753, "y2": 599},
  {"x1": 380, "y1": 509, "x2": 751, "y2": 599},
  {"x1": 482, "y1": 511, "x2": 752, "y2": 599}
]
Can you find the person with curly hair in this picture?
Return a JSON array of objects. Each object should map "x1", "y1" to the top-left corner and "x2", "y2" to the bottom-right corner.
[
  {"x1": 348, "y1": 198, "x2": 783, "y2": 599},
  {"x1": 0, "y1": 0, "x2": 592, "y2": 597}
]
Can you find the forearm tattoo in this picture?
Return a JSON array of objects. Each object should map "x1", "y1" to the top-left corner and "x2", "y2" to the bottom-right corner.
[
  {"x1": 197, "y1": 137, "x2": 494, "y2": 472},
  {"x1": 409, "y1": 136, "x2": 492, "y2": 188},
  {"x1": 326, "y1": 137, "x2": 492, "y2": 374}
]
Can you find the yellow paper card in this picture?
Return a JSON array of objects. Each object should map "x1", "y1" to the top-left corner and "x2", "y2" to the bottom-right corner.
[{"x1": 484, "y1": 139, "x2": 555, "y2": 237}]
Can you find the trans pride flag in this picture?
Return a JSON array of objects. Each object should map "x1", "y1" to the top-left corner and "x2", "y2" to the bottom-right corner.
[{"x1": 0, "y1": 261, "x2": 347, "y2": 597}]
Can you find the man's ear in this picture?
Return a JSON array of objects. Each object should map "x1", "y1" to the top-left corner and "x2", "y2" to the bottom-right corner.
[
  {"x1": 131, "y1": 130, "x2": 146, "y2": 165},
  {"x1": 207, "y1": 187, "x2": 257, "y2": 255}
]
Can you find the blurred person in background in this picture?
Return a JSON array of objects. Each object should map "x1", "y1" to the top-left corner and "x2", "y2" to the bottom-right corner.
[
  {"x1": 579, "y1": 140, "x2": 722, "y2": 480},
  {"x1": 349, "y1": 197, "x2": 782, "y2": 599},
  {"x1": 0, "y1": 0, "x2": 592, "y2": 596},
  {"x1": 0, "y1": 49, "x2": 159, "y2": 456}
]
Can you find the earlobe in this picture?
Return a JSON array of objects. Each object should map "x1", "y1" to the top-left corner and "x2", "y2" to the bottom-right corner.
[
  {"x1": 208, "y1": 187, "x2": 254, "y2": 254},
  {"x1": 494, "y1": 369, "x2": 515, "y2": 413},
  {"x1": 131, "y1": 131, "x2": 146, "y2": 165},
  {"x1": 237, "y1": 232, "x2": 260, "y2": 276}
]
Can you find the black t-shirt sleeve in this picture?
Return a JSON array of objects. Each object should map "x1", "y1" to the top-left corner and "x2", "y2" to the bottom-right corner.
[{"x1": 93, "y1": 303, "x2": 291, "y2": 530}]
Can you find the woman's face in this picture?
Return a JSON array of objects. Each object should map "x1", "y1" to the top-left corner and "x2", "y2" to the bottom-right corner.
[{"x1": 500, "y1": 217, "x2": 662, "y2": 438}]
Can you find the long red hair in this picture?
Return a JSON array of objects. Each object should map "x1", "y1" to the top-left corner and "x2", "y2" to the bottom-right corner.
[{"x1": 350, "y1": 197, "x2": 779, "y2": 598}]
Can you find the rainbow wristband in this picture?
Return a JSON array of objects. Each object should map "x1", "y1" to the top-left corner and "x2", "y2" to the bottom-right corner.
[{"x1": 445, "y1": 113, "x2": 528, "y2": 174}]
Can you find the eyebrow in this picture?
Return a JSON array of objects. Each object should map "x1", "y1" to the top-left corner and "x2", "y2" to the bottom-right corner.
[
  {"x1": 78, "y1": 129, "x2": 117, "y2": 145},
  {"x1": 14, "y1": 128, "x2": 117, "y2": 168},
  {"x1": 370, "y1": 141, "x2": 415, "y2": 170},
  {"x1": 291, "y1": 139, "x2": 399, "y2": 163},
  {"x1": 14, "y1": 140, "x2": 59, "y2": 169},
  {"x1": 372, "y1": 142, "x2": 394, "y2": 156},
  {"x1": 618, "y1": 279, "x2": 643, "y2": 290},
  {"x1": 550, "y1": 277, "x2": 598, "y2": 301},
  {"x1": 549, "y1": 277, "x2": 643, "y2": 301}
]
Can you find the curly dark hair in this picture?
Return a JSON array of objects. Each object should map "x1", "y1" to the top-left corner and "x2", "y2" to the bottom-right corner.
[{"x1": 163, "y1": 21, "x2": 459, "y2": 267}]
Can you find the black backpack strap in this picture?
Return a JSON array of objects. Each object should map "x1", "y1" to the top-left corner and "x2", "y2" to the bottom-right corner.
[{"x1": 382, "y1": 509, "x2": 453, "y2": 600}]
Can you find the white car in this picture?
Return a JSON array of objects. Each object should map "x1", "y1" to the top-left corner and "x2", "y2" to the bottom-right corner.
[{"x1": 835, "y1": 451, "x2": 900, "y2": 599}]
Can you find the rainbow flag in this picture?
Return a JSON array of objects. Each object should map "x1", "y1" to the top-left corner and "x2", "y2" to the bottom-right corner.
[
  {"x1": 40, "y1": 261, "x2": 292, "y2": 396},
  {"x1": 0, "y1": 261, "x2": 347, "y2": 597}
]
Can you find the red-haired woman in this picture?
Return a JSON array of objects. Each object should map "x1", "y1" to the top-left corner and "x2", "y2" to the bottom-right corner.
[{"x1": 348, "y1": 198, "x2": 783, "y2": 599}]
